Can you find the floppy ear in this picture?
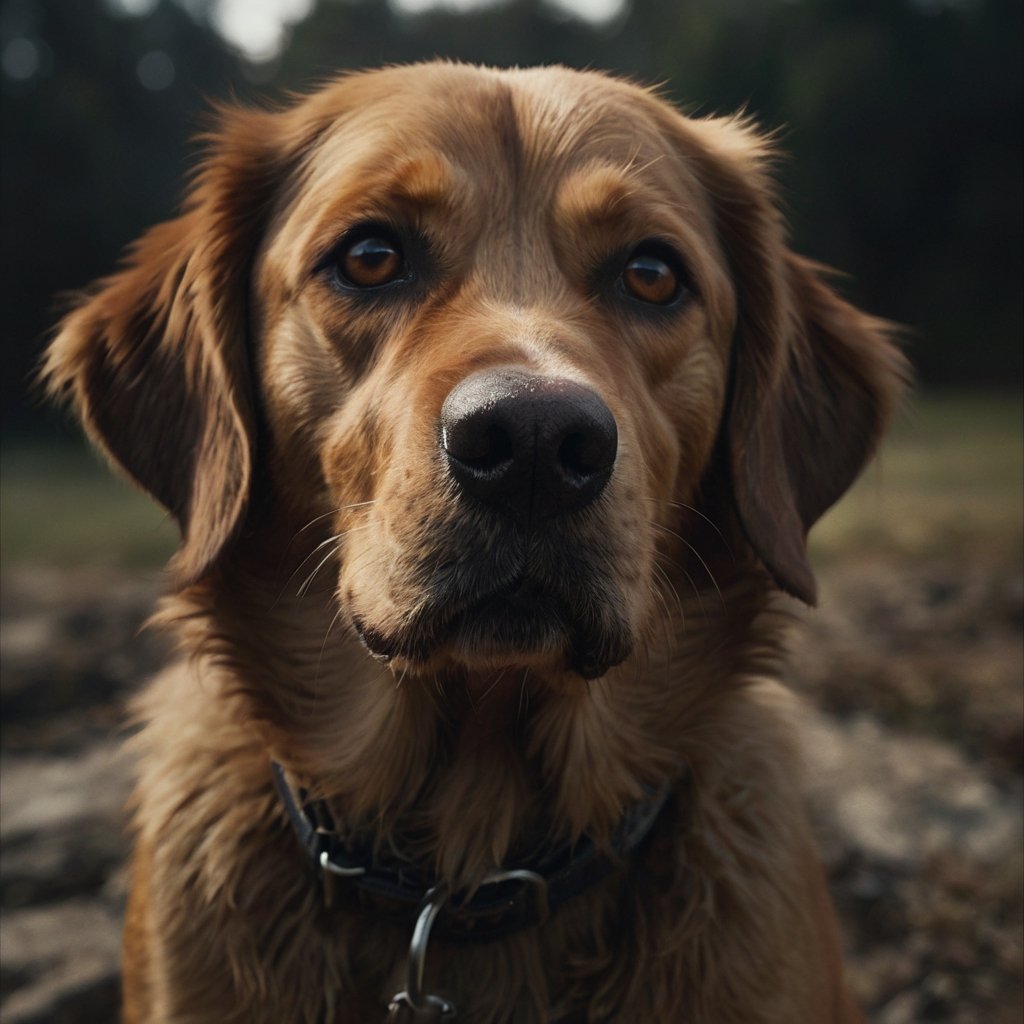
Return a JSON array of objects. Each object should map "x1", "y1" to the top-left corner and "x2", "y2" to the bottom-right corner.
[
  {"x1": 42, "y1": 107, "x2": 294, "y2": 585},
  {"x1": 688, "y1": 118, "x2": 907, "y2": 604}
]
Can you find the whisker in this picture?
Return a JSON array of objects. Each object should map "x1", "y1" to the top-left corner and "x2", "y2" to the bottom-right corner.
[
  {"x1": 648, "y1": 520, "x2": 726, "y2": 611},
  {"x1": 295, "y1": 500, "x2": 377, "y2": 537},
  {"x1": 314, "y1": 603, "x2": 345, "y2": 692},
  {"x1": 647, "y1": 569, "x2": 677, "y2": 665},
  {"x1": 646, "y1": 527, "x2": 708, "y2": 614},
  {"x1": 476, "y1": 666, "x2": 511, "y2": 706},
  {"x1": 297, "y1": 541, "x2": 344, "y2": 598},
  {"x1": 276, "y1": 529, "x2": 347, "y2": 606},
  {"x1": 653, "y1": 545, "x2": 707, "y2": 621},
  {"x1": 275, "y1": 500, "x2": 378, "y2": 592},
  {"x1": 516, "y1": 668, "x2": 529, "y2": 724},
  {"x1": 643, "y1": 496, "x2": 733, "y2": 555},
  {"x1": 293, "y1": 522, "x2": 378, "y2": 600},
  {"x1": 651, "y1": 558, "x2": 686, "y2": 623},
  {"x1": 624, "y1": 149, "x2": 666, "y2": 179}
]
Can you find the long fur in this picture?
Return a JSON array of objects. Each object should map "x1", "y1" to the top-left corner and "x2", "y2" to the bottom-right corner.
[{"x1": 44, "y1": 63, "x2": 906, "y2": 1023}]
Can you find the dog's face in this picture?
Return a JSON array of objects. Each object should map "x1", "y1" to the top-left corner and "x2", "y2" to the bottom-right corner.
[
  {"x1": 45, "y1": 64, "x2": 903, "y2": 865},
  {"x1": 253, "y1": 67, "x2": 739, "y2": 685}
]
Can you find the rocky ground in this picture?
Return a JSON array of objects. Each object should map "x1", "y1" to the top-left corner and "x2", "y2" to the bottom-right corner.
[
  {"x1": 793, "y1": 556, "x2": 1023, "y2": 1023},
  {"x1": 1, "y1": 556, "x2": 1021, "y2": 1023}
]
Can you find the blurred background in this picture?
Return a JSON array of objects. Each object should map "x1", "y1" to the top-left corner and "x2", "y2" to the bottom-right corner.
[{"x1": 1, "y1": 2, "x2": 1020, "y2": 1022}]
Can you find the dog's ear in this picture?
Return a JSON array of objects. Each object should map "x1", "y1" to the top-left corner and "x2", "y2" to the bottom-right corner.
[
  {"x1": 43, "y1": 106, "x2": 296, "y2": 585},
  {"x1": 685, "y1": 117, "x2": 907, "y2": 604}
]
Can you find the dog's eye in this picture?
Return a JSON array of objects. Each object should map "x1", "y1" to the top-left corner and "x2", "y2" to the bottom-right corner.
[
  {"x1": 336, "y1": 231, "x2": 405, "y2": 289},
  {"x1": 620, "y1": 245, "x2": 687, "y2": 306}
]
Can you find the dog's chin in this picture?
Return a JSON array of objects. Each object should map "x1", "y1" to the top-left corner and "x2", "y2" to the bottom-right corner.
[{"x1": 352, "y1": 587, "x2": 632, "y2": 682}]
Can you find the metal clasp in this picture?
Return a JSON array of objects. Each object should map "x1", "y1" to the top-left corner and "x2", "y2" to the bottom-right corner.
[
  {"x1": 319, "y1": 849, "x2": 367, "y2": 878},
  {"x1": 318, "y1": 846, "x2": 366, "y2": 909},
  {"x1": 478, "y1": 867, "x2": 549, "y2": 925},
  {"x1": 387, "y1": 886, "x2": 456, "y2": 1022}
]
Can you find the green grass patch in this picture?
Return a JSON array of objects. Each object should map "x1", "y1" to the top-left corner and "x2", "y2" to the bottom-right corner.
[
  {"x1": 1, "y1": 442, "x2": 176, "y2": 569},
  {"x1": 811, "y1": 391, "x2": 1023, "y2": 560}
]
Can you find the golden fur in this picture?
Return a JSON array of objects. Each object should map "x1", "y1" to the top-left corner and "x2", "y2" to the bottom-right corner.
[{"x1": 44, "y1": 63, "x2": 906, "y2": 1023}]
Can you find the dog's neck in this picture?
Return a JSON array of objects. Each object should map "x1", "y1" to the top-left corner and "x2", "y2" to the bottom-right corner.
[{"x1": 160, "y1": 523, "x2": 787, "y2": 889}]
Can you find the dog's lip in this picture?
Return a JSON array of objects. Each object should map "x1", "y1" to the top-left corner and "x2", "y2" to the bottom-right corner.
[
  {"x1": 350, "y1": 614, "x2": 402, "y2": 662},
  {"x1": 349, "y1": 576, "x2": 559, "y2": 661},
  {"x1": 351, "y1": 577, "x2": 628, "y2": 679}
]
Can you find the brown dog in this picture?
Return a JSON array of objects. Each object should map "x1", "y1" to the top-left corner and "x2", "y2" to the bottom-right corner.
[{"x1": 44, "y1": 63, "x2": 905, "y2": 1023}]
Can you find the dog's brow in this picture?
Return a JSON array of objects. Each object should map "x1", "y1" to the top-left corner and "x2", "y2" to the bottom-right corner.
[
  {"x1": 384, "y1": 152, "x2": 458, "y2": 208},
  {"x1": 552, "y1": 163, "x2": 643, "y2": 234},
  {"x1": 301, "y1": 151, "x2": 461, "y2": 273}
]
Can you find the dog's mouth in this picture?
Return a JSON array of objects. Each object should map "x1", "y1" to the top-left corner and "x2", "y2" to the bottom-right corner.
[
  {"x1": 342, "y1": 368, "x2": 641, "y2": 682},
  {"x1": 352, "y1": 570, "x2": 631, "y2": 681}
]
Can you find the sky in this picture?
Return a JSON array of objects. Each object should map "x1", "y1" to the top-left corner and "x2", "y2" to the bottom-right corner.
[
  {"x1": 391, "y1": 0, "x2": 626, "y2": 22},
  {"x1": 134, "y1": 0, "x2": 630, "y2": 64}
]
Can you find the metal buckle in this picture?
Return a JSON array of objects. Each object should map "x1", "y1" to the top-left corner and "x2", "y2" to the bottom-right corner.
[
  {"x1": 477, "y1": 867, "x2": 549, "y2": 925},
  {"x1": 319, "y1": 848, "x2": 368, "y2": 878},
  {"x1": 388, "y1": 886, "x2": 456, "y2": 1021},
  {"x1": 318, "y1": 844, "x2": 366, "y2": 909}
]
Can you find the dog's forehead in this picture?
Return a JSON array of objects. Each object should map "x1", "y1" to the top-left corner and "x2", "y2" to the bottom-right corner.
[{"x1": 300, "y1": 64, "x2": 688, "y2": 197}]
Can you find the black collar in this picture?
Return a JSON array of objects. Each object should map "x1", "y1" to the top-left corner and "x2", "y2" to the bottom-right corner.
[{"x1": 272, "y1": 761, "x2": 682, "y2": 943}]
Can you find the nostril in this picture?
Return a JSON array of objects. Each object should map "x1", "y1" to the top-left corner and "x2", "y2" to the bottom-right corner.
[
  {"x1": 558, "y1": 426, "x2": 616, "y2": 480},
  {"x1": 443, "y1": 419, "x2": 515, "y2": 472}
]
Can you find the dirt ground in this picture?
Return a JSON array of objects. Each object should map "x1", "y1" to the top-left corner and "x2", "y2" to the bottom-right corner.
[{"x1": 1, "y1": 548, "x2": 1021, "y2": 1023}]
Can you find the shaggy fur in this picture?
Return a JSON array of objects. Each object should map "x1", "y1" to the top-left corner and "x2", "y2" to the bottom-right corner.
[{"x1": 44, "y1": 63, "x2": 906, "y2": 1023}]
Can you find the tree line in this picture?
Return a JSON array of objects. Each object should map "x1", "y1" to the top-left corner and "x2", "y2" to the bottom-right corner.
[{"x1": 2, "y1": 0, "x2": 1020, "y2": 432}]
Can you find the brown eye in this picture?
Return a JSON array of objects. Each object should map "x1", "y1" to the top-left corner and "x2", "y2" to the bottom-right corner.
[
  {"x1": 621, "y1": 251, "x2": 680, "y2": 305},
  {"x1": 338, "y1": 233, "x2": 404, "y2": 288}
]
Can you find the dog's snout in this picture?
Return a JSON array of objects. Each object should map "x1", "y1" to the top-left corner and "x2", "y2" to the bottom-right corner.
[{"x1": 441, "y1": 371, "x2": 617, "y2": 523}]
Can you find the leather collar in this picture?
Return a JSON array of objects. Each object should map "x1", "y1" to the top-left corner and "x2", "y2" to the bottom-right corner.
[{"x1": 272, "y1": 761, "x2": 683, "y2": 943}]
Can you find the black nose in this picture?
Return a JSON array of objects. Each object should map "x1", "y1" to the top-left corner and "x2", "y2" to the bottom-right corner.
[{"x1": 440, "y1": 370, "x2": 618, "y2": 523}]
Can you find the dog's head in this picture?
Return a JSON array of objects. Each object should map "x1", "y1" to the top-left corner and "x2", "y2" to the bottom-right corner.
[{"x1": 45, "y1": 64, "x2": 904, "y2": 861}]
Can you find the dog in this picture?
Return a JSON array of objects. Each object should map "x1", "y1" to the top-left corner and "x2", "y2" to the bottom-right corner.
[{"x1": 44, "y1": 62, "x2": 905, "y2": 1023}]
